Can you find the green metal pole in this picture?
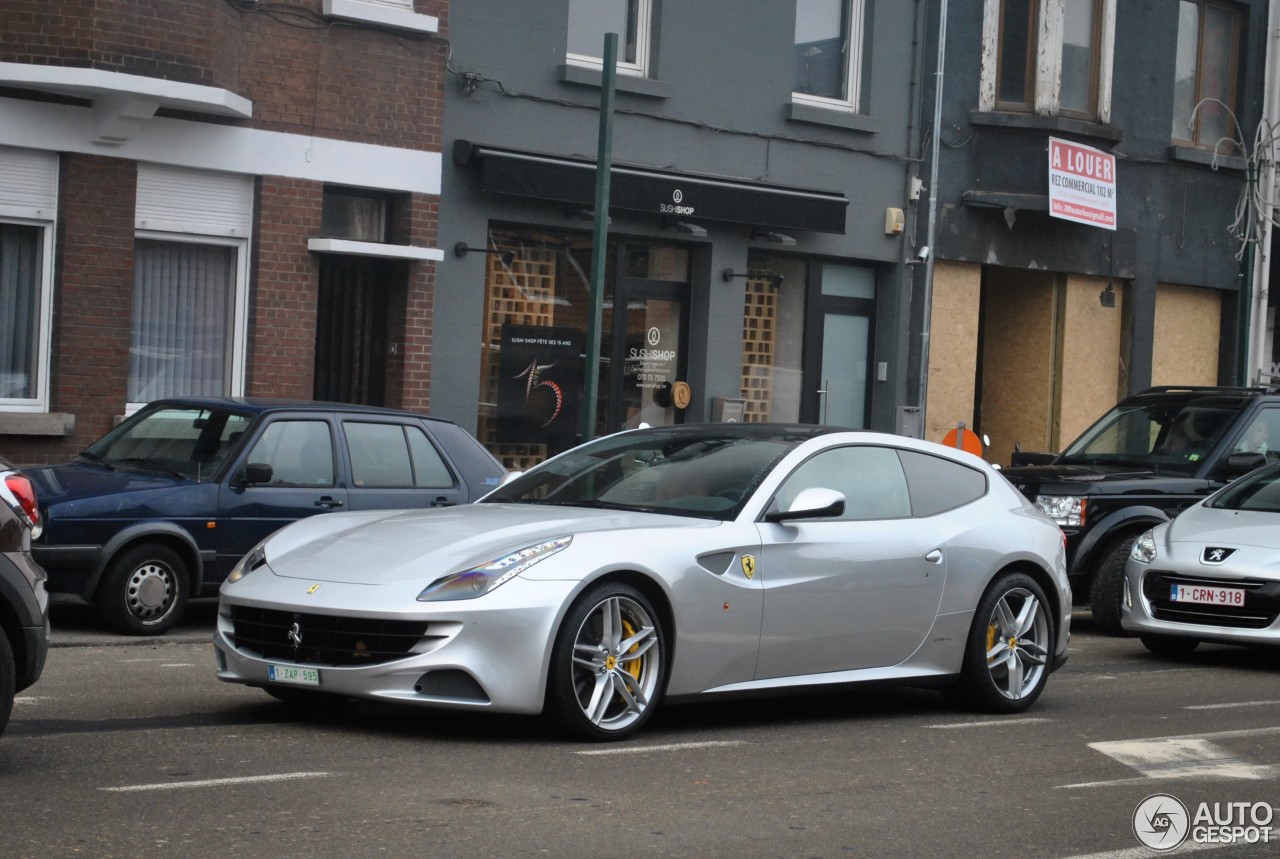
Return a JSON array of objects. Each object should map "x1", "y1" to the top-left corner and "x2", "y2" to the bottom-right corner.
[{"x1": 580, "y1": 32, "x2": 617, "y2": 443}]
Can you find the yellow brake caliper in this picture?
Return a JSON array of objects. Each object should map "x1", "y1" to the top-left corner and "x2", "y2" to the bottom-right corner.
[
  {"x1": 986, "y1": 621, "x2": 998, "y2": 664},
  {"x1": 620, "y1": 619, "x2": 644, "y2": 681}
]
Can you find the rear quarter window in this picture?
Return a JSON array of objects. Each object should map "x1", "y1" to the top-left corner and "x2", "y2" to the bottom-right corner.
[{"x1": 899, "y1": 449, "x2": 987, "y2": 516}]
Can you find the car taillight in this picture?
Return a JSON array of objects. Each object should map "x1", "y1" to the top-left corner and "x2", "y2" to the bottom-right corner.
[{"x1": 3, "y1": 472, "x2": 40, "y2": 531}]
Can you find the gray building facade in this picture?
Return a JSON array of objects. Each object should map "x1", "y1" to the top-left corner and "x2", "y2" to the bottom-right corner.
[
  {"x1": 433, "y1": 1, "x2": 926, "y2": 468},
  {"x1": 915, "y1": 0, "x2": 1269, "y2": 461}
]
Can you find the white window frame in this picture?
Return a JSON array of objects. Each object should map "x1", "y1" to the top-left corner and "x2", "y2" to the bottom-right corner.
[
  {"x1": 791, "y1": 0, "x2": 868, "y2": 114},
  {"x1": 0, "y1": 146, "x2": 58, "y2": 414},
  {"x1": 126, "y1": 230, "x2": 249, "y2": 414},
  {"x1": 565, "y1": 0, "x2": 653, "y2": 78},
  {"x1": 0, "y1": 217, "x2": 56, "y2": 414},
  {"x1": 129, "y1": 165, "x2": 252, "y2": 413},
  {"x1": 979, "y1": 0, "x2": 1115, "y2": 122}
]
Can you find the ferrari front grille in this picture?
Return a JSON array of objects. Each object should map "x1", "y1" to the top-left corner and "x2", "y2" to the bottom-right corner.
[{"x1": 229, "y1": 605, "x2": 432, "y2": 666}]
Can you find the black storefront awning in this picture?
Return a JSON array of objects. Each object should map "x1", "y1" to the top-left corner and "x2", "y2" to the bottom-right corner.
[{"x1": 454, "y1": 141, "x2": 848, "y2": 235}]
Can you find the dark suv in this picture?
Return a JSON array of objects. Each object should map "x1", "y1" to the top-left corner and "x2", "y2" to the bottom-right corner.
[
  {"x1": 1002, "y1": 386, "x2": 1280, "y2": 634},
  {"x1": 0, "y1": 455, "x2": 50, "y2": 737},
  {"x1": 27, "y1": 398, "x2": 505, "y2": 636}
]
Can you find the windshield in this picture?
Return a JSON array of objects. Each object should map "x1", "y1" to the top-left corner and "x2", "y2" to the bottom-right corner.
[
  {"x1": 1207, "y1": 462, "x2": 1280, "y2": 512},
  {"x1": 81, "y1": 405, "x2": 255, "y2": 481},
  {"x1": 483, "y1": 427, "x2": 809, "y2": 520},
  {"x1": 1059, "y1": 401, "x2": 1239, "y2": 474}
]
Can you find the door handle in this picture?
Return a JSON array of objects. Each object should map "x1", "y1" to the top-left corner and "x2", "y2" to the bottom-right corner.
[
  {"x1": 925, "y1": 549, "x2": 943, "y2": 564},
  {"x1": 430, "y1": 496, "x2": 456, "y2": 508},
  {"x1": 315, "y1": 496, "x2": 344, "y2": 510}
]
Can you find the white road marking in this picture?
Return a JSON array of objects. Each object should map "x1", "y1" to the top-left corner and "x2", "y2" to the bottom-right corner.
[
  {"x1": 926, "y1": 717, "x2": 1050, "y2": 729},
  {"x1": 1056, "y1": 841, "x2": 1235, "y2": 859},
  {"x1": 101, "y1": 772, "x2": 333, "y2": 792},
  {"x1": 161, "y1": 663, "x2": 196, "y2": 668},
  {"x1": 573, "y1": 740, "x2": 747, "y2": 756},
  {"x1": 1184, "y1": 700, "x2": 1280, "y2": 710},
  {"x1": 1058, "y1": 726, "x2": 1280, "y2": 789}
]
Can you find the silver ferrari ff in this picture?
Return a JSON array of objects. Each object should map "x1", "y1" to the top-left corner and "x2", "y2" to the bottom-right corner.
[
  {"x1": 215, "y1": 424, "x2": 1070, "y2": 740},
  {"x1": 1123, "y1": 460, "x2": 1280, "y2": 656}
]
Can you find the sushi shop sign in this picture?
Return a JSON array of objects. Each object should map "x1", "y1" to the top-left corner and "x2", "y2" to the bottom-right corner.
[{"x1": 1047, "y1": 137, "x2": 1116, "y2": 231}]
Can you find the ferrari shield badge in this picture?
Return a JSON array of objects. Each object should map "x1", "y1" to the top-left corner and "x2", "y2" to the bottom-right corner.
[{"x1": 740, "y1": 554, "x2": 756, "y2": 580}]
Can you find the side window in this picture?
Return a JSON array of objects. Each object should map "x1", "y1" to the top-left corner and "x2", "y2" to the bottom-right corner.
[
  {"x1": 344, "y1": 421, "x2": 457, "y2": 489},
  {"x1": 898, "y1": 450, "x2": 988, "y2": 516},
  {"x1": 407, "y1": 426, "x2": 456, "y2": 488},
  {"x1": 1231, "y1": 409, "x2": 1280, "y2": 462},
  {"x1": 246, "y1": 420, "x2": 335, "y2": 487},
  {"x1": 774, "y1": 446, "x2": 910, "y2": 521},
  {"x1": 345, "y1": 422, "x2": 413, "y2": 488}
]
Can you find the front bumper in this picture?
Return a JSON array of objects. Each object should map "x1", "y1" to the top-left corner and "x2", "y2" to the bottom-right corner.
[
  {"x1": 1121, "y1": 563, "x2": 1280, "y2": 645},
  {"x1": 214, "y1": 572, "x2": 581, "y2": 715}
]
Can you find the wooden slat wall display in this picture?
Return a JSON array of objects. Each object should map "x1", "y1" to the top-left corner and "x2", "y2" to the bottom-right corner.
[
  {"x1": 740, "y1": 276, "x2": 778, "y2": 422},
  {"x1": 477, "y1": 244, "x2": 556, "y2": 471}
]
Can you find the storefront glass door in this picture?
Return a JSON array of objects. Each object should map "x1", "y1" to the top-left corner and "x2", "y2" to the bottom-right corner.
[{"x1": 601, "y1": 244, "x2": 689, "y2": 433}]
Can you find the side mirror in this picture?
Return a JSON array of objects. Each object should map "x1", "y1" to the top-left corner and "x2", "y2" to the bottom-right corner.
[
  {"x1": 765, "y1": 487, "x2": 846, "y2": 523},
  {"x1": 242, "y1": 462, "x2": 274, "y2": 486},
  {"x1": 1223, "y1": 452, "x2": 1266, "y2": 478}
]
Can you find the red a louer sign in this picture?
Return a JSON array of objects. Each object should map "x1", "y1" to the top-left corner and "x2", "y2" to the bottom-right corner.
[{"x1": 1047, "y1": 137, "x2": 1116, "y2": 230}]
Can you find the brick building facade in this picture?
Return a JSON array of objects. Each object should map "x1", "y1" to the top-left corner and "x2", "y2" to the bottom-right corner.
[{"x1": 0, "y1": 0, "x2": 448, "y2": 463}]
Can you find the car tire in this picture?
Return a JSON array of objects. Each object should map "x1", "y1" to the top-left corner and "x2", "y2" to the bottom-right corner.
[
  {"x1": 99, "y1": 543, "x2": 190, "y2": 636},
  {"x1": 0, "y1": 632, "x2": 14, "y2": 737},
  {"x1": 544, "y1": 582, "x2": 666, "y2": 742},
  {"x1": 952, "y1": 572, "x2": 1053, "y2": 714},
  {"x1": 1089, "y1": 535, "x2": 1136, "y2": 637},
  {"x1": 1140, "y1": 634, "x2": 1200, "y2": 657}
]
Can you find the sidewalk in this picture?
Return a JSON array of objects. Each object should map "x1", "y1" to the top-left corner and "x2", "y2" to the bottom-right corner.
[{"x1": 48, "y1": 599, "x2": 219, "y2": 647}]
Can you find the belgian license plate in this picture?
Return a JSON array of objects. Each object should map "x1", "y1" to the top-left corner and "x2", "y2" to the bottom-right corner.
[
  {"x1": 1170, "y1": 584, "x2": 1246, "y2": 607},
  {"x1": 268, "y1": 664, "x2": 320, "y2": 686}
]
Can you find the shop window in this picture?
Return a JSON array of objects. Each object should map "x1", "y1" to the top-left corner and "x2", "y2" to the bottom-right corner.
[
  {"x1": 984, "y1": 0, "x2": 1112, "y2": 119},
  {"x1": 1172, "y1": 0, "x2": 1242, "y2": 153},
  {"x1": 129, "y1": 239, "x2": 239, "y2": 404},
  {"x1": 739, "y1": 258, "x2": 875, "y2": 427},
  {"x1": 793, "y1": 0, "x2": 867, "y2": 112},
  {"x1": 567, "y1": 0, "x2": 652, "y2": 76},
  {"x1": 477, "y1": 229, "x2": 595, "y2": 470},
  {"x1": 739, "y1": 258, "x2": 808, "y2": 424}
]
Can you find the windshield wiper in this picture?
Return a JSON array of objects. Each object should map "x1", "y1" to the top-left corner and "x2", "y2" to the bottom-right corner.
[
  {"x1": 536, "y1": 499, "x2": 649, "y2": 512},
  {"x1": 114, "y1": 458, "x2": 188, "y2": 479},
  {"x1": 76, "y1": 450, "x2": 115, "y2": 470}
]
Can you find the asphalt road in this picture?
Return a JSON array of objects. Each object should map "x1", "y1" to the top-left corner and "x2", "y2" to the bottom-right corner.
[{"x1": 2, "y1": 607, "x2": 1277, "y2": 858}]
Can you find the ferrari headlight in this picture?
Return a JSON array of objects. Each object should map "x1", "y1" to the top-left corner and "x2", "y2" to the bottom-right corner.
[
  {"x1": 417, "y1": 536, "x2": 572, "y2": 602},
  {"x1": 1130, "y1": 529, "x2": 1157, "y2": 565},
  {"x1": 227, "y1": 542, "x2": 269, "y2": 584},
  {"x1": 1035, "y1": 495, "x2": 1086, "y2": 527}
]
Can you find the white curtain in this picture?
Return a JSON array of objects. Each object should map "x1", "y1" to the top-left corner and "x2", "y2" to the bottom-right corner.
[
  {"x1": 0, "y1": 224, "x2": 39, "y2": 399},
  {"x1": 129, "y1": 239, "x2": 235, "y2": 402}
]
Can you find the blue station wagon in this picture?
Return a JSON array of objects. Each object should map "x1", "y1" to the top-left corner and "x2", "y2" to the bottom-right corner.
[{"x1": 27, "y1": 398, "x2": 506, "y2": 635}]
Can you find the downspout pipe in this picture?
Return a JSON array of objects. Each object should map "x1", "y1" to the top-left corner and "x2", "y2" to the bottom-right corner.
[
  {"x1": 1249, "y1": 0, "x2": 1280, "y2": 384},
  {"x1": 917, "y1": 0, "x2": 948, "y2": 435}
]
